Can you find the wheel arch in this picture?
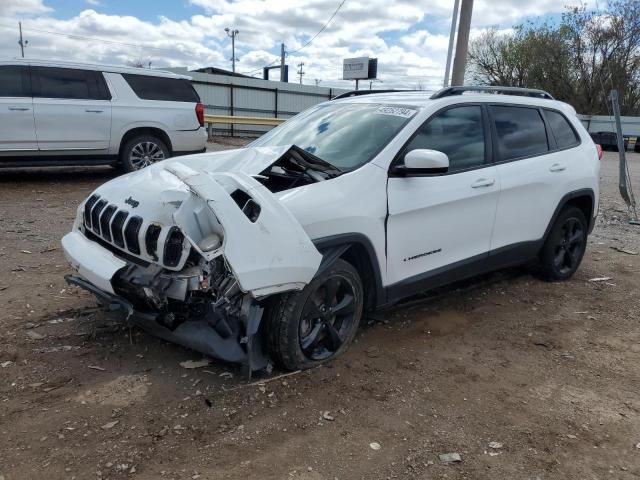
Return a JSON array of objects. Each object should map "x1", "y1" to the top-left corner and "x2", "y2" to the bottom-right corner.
[
  {"x1": 119, "y1": 127, "x2": 173, "y2": 159},
  {"x1": 543, "y1": 188, "x2": 596, "y2": 245},
  {"x1": 312, "y1": 233, "x2": 385, "y2": 311}
]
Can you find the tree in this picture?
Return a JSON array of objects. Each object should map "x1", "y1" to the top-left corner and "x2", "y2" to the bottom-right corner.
[
  {"x1": 467, "y1": 0, "x2": 640, "y2": 114},
  {"x1": 127, "y1": 57, "x2": 153, "y2": 69}
]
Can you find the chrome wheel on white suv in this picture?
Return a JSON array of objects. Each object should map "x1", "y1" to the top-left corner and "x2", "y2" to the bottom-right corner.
[{"x1": 121, "y1": 135, "x2": 169, "y2": 172}]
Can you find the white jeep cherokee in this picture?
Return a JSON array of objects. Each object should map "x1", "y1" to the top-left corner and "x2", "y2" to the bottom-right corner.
[{"x1": 62, "y1": 86, "x2": 600, "y2": 372}]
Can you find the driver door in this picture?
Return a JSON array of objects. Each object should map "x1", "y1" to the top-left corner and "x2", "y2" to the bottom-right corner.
[{"x1": 386, "y1": 104, "x2": 500, "y2": 291}]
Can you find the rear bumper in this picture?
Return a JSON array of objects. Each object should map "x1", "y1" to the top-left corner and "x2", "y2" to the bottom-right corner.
[{"x1": 169, "y1": 127, "x2": 207, "y2": 153}]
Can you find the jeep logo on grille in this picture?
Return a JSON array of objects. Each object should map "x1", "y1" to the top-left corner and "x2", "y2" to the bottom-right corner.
[{"x1": 124, "y1": 196, "x2": 140, "y2": 208}]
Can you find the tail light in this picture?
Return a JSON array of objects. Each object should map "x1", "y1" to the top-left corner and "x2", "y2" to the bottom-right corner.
[
  {"x1": 595, "y1": 144, "x2": 603, "y2": 160},
  {"x1": 195, "y1": 103, "x2": 205, "y2": 127}
]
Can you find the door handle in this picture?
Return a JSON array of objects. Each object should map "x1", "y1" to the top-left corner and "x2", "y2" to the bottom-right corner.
[
  {"x1": 8, "y1": 106, "x2": 30, "y2": 111},
  {"x1": 85, "y1": 109, "x2": 104, "y2": 113},
  {"x1": 471, "y1": 178, "x2": 495, "y2": 188},
  {"x1": 549, "y1": 163, "x2": 566, "y2": 172}
]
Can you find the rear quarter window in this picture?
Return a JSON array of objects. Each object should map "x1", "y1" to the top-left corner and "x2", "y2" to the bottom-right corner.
[
  {"x1": 545, "y1": 109, "x2": 580, "y2": 148},
  {"x1": 490, "y1": 105, "x2": 549, "y2": 161},
  {"x1": 122, "y1": 74, "x2": 200, "y2": 102}
]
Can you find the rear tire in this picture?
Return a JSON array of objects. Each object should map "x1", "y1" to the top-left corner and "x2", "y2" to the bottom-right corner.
[
  {"x1": 540, "y1": 206, "x2": 588, "y2": 280},
  {"x1": 265, "y1": 259, "x2": 364, "y2": 371},
  {"x1": 120, "y1": 135, "x2": 169, "y2": 172}
]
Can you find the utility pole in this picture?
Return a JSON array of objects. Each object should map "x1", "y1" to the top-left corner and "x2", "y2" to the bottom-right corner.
[
  {"x1": 18, "y1": 21, "x2": 27, "y2": 58},
  {"x1": 297, "y1": 62, "x2": 305, "y2": 84},
  {"x1": 443, "y1": 0, "x2": 460, "y2": 87},
  {"x1": 315, "y1": 79, "x2": 322, "y2": 87},
  {"x1": 280, "y1": 43, "x2": 286, "y2": 82},
  {"x1": 610, "y1": 89, "x2": 639, "y2": 223},
  {"x1": 225, "y1": 27, "x2": 239, "y2": 73},
  {"x1": 451, "y1": 0, "x2": 473, "y2": 86}
]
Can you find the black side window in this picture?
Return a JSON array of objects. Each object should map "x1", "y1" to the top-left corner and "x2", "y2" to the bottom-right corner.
[
  {"x1": 545, "y1": 110, "x2": 579, "y2": 148},
  {"x1": 32, "y1": 67, "x2": 111, "y2": 100},
  {"x1": 0, "y1": 66, "x2": 30, "y2": 97},
  {"x1": 491, "y1": 106, "x2": 548, "y2": 160},
  {"x1": 122, "y1": 74, "x2": 200, "y2": 102},
  {"x1": 403, "y1": 105, "x2": 485, "y2": 172}
]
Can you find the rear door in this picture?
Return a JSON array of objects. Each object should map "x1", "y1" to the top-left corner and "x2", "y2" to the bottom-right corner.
[
  {"x1": 0, "y1": 65, "x2": 37, "y2": 154},
  {"x1": 489, "y1": 105, "x2": 579, "y2": 250},
  {"x1": 31, "y1": 66, "x2": 112, "y2": 153}
]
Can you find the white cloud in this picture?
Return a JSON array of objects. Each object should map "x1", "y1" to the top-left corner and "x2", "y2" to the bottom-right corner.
[
  {"x1": 0, "y1": 0, "x2": 601, "y2": 89},
  {"x1": 85, "y1": 0, "x2": 103, "y2": 6},
  {"x1": 0, "y1": 0, "x2": 52, "y2": 17}
]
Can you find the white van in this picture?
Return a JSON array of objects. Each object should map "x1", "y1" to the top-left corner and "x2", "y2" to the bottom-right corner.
[{"x1": 0, "y1": 59, "x2": 207, "y2": 171}]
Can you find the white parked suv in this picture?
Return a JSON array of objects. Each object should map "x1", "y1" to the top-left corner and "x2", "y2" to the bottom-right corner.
[
  {"x1": 62, "y1": 86, "x2": 600, "y2": 372},
  {"x1": 0, "y1": 59, "x2": 207, "y2": 171}
]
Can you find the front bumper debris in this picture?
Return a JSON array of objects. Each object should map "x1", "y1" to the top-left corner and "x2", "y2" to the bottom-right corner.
[{"x1": 65, "y1": 275, "x2": 269, "y2": 372}]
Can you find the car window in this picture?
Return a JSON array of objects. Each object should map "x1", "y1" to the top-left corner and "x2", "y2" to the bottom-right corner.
[
  {"x1": 545, "y1": 110, "x2": 579, "y2": 148},
  {"x1": 32, "y1": 67, "x2": 111, "y2": 100},
  {"x1": 0, "y1": 66, "x2": 30, "y2": 97},
  {"x1": 122, "y1": 74, "x2": 200, "y2": 102},
  {"x1": 491, "y1": 106, "x2": 548, "y2": 160},
  {"x1": 250, "y1": 103, "x2": 416, "y2": 171},
  {"x1": 403, "y1": 105, "x2": 485, "y2": 171}
]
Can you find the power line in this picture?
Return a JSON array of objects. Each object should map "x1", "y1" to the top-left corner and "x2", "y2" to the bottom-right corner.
[
  {"x1": 287, "y1": 0, "x2": 346, "y2": 55},
  {"x1": 0, "y1": 22, "x2": 209, "y2": 57},
  {"x1": 240, "y1": 0, "x2": 346, "y2": 75}
]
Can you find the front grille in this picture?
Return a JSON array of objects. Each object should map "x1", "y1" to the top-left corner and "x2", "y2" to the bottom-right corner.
[{"x1": 81, "y1": 195, "x2": 187, "y2": 269}]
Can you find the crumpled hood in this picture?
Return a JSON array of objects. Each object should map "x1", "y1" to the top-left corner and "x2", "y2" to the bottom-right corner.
[
  {"x1": 86, "y1": 145, "x2": 293, "y2": 227},
  {"x1": 74, "y1": 145, "x2": 323, "y2": 296},
  {"x1": 159, "y1": 145, "x2": 292, "y2": 176}
]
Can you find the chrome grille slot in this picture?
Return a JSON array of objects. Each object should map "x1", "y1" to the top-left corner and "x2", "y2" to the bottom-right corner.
[
  {"x1": 99, "y1": 205, "x2": 117, "y2": 242},
  {"x1": 83, "y1": 194, "x2": 100, "y2": 230},
  {"x1": 91, "y1": 200, "x2": 108, "y2": 235},
  {"x1": 163, "y1": 227, "x2": 184, "y2": 267},
  {"x1": 111, "y1": 211, "x2": 129, "y2": 248},
  {"x1": 145, "y1": 224, "x2": 162, "y2": 260},
  {"x1": 124, "y1": 216, "x2": 143, "y2": 255}
]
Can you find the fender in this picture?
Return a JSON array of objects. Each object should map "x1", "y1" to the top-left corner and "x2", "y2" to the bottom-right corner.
[
  {"x1": 313, "y1": 233, "x2": 386, "y2": 309},
  {"x1": 542, "y1": 188, "x2": 596, "y2": 242}
]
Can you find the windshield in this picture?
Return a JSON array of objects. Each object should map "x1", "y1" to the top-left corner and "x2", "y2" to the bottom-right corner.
[{"x1": 250, "y1": 102, "x2": 417, "y2": 171}]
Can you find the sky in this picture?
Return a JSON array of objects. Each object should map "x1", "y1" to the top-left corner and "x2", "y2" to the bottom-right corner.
[{"x1": 0, "y1": 0, "x2": 597, "y2": 89}]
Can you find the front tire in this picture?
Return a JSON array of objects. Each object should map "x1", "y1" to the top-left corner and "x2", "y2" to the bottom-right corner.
[
  {"x1": 540, "y1": 206, "x2": 588, "y2": 280},
  {"x1": 266, "y1": 259, "x2": 364, "y2": 371},
  {"x1": 121, "y1": 135, "x2": 169, "y2": 172}
]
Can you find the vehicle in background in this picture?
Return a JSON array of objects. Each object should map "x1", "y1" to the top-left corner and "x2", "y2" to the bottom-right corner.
[
  {"x1": 0, "y1": 59, "x2": 207, "y2": 171},
  {"x1": 589, "y1": 131, "x2": 629, "y2": 152}
]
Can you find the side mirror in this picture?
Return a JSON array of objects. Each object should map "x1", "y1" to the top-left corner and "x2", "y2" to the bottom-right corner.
[{"x1": 401, "y1": 149, "x2": 449, "y2": 173}]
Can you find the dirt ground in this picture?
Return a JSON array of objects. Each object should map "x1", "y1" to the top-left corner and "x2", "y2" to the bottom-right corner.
[{"x1": 1, "y1": 144, "x2": 639, "y2": 480}]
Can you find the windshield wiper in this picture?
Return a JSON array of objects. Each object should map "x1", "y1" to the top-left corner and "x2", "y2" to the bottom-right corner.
[{"x1": 289, "y1": 145, "x2": 342, "y2": 177}]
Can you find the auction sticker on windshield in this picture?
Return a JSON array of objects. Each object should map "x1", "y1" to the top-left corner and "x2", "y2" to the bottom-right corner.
[{"x1": 374, "y1": 106, "x2": 417, "y2": 118}]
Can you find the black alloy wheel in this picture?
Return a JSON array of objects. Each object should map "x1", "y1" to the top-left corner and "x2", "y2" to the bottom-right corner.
[
  {"x1": 266, "y1": 259, "x2": 364, "y2": 370},
  {"x1": 540, "y1": 206, "x2": 588, "y2": 280}
]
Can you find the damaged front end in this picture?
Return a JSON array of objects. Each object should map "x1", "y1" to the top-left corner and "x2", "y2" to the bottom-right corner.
[{"x1": 63, "y1": 146, "x2": 324, "y2": 372}]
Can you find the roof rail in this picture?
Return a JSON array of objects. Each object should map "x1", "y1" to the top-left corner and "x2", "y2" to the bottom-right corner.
[
  {"x1": 430, "y1": 86, "x2": 554, "y2": 100},
  {"x1": 332, "y1": 89, "x2": 418, "y2": 100}
]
